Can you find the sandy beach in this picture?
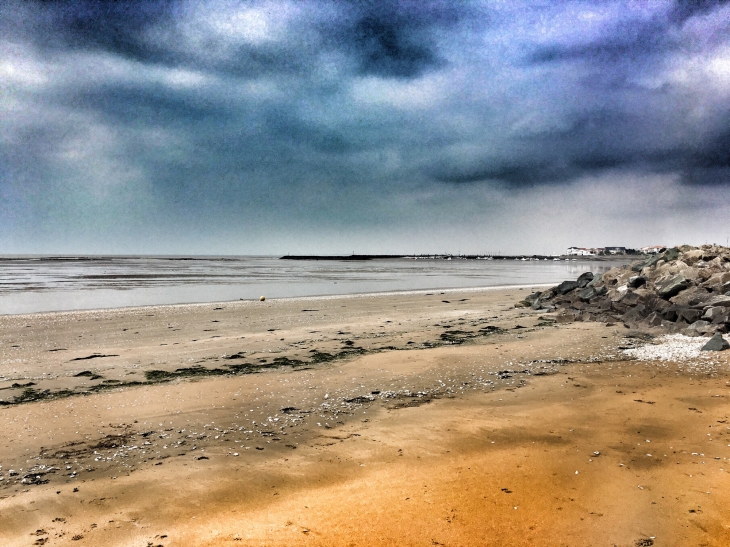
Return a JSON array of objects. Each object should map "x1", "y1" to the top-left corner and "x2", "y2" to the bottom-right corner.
[{"x1": 2, "y1": 288, "x2": 730, "y2": 547}]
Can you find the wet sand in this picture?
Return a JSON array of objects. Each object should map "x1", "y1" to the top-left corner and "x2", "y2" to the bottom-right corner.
[{"x1": 1, "y1": 288, "x2": 730, "y2": 546}]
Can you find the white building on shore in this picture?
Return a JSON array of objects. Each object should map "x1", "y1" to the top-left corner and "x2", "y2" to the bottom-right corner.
[
  {"x1": 640, "y1": 245, "x2": 665, "y2": 254},
  {"x1": 566, "y1": 247, "x2": 597, "y2": 256},
  {"x1": 567, "y1": 246, "x2": 629, "y2": 256}
]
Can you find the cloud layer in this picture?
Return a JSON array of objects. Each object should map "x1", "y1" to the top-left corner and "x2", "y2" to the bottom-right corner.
[{"x1": 2, "y1": 0, "x2": 730, "y2": 254}]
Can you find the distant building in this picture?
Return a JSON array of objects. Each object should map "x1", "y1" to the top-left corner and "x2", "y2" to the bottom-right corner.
[
  {"x1": 641, "y1": 246, "x2": 666, "y2": 254},
  {"x1": 567, "y1": 246, "x2": 629, "y2": 256},
  {"x1": 567, "y1": 247, "x2": 595, "y2": 256}
]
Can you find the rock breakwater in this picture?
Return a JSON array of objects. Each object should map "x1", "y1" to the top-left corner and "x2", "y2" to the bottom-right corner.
[{"x1": 522, "y1": 245, "x2": 730, "y2": 338}]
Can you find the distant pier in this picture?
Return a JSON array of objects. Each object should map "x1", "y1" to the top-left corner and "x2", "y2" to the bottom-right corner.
[{"x1": 280, "y1": 254, "x2": 628, "y2": 261}]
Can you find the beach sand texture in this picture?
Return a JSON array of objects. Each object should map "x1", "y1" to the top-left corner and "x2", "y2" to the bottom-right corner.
[{"x1": 2, "y1": 288, "x2": 730, "y2": 546}]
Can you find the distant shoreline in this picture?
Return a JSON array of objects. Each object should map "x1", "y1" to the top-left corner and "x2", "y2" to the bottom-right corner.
[{"x1": 280, "y1": 254, "x2": 637, "y2": 261}]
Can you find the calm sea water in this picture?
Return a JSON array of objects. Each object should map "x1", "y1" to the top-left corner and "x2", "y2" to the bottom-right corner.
[{"x1": 0, "y1": 256, "x2": 630, "y2": 315}]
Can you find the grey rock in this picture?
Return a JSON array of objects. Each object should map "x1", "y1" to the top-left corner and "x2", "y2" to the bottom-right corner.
[
  {"x1": 541, "y1": 289, "x2": 557, "y2": 300},
  {"x1": 619, "y1": 291, "x2": 644, "y2": 306},
  {"x1": 645, "y1": 312, "x2": 663, "y2": 327},
  {"x1": 556, "y1": 280, "x2": 579, "y2": 295},
  {"x1": 577, "y1": 287, "x2": 597, "y2": 302},
  {"x1": 577, "y1": 272, "x2": 594, "y2": 288},
  {"x1": 630, "y1": 248, "x2": 676, "y2": 271},
  {"x1": 628, "y1": 275, "x2": 647, "y2": 288},
  {"x1": 681, "y1": 308, "x2": 703, "y2": 323},
  {"x1": 701, "y1": 295, "x2": 730, "y2": 308},
  {"x1": 701, "y1": 333, "x2": 730, "y2": 351},
  {"x1": 686, "y1": 320, "x2": 713, "y2": 336},
  {"x1": 662, "y1": 306, "x2": 679, "y2": 322},
  {"x1": 674, "y1": 287, "x2": 712, "y2": 307},
  {"x1": 623, "y1": 305, "x2": 649, "y2": 324},
  {"x1": 711, "y1": 310, "x2": 730, "y2": 325},
  {"x1": 647, "y1": 297, "x2": 671, "y2": 313},
  {"x1": 702, "y1": 307, "x2": 726, "y2": 322},
  {"x1": 662, "y1": 248, "x2": 681, "y2": 262},
  {"x1": 631, "y1": 257, "x2": 653, "y2": 272},
  {"x1": 656, "y1": 274, "x2": 689, "y2": 299}
]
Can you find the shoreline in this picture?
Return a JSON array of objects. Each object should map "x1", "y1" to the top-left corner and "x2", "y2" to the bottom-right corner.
[{"x1": 0, "y1": 283, "x2": 554, "y2": 319}]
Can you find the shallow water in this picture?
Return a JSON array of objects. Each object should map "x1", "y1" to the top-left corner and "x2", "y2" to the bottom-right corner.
[{"x1": 0, "y1": 256, "x2": 630, "y2": 314}]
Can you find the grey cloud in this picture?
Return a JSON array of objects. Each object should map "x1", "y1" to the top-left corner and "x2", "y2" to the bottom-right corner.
[
  {"x1": 668, "y1": 0, "x2": 730, "y2": 24},
  {"x1": 528, "y1": 17, "x2": 669, "y2": 65}
]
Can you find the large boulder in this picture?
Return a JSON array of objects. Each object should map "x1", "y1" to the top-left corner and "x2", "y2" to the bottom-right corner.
[
  {"x1": 646, "y1": 296, "x2": 671, "y2": 314},
  {"x1": 556, "y1": 280, "x2": 579, "y2": 295},
  {"x1": 702, "y1": 307, "x2": 729, "y2": 323},
  {"x1": 656, "y1": 274, "x2": 689, "y2": 299},
  {"x1": 686, "y1": 320, "x2": 713, "y2": 336},
  {"x1": 662, "y1": 306, "x2": 680, "y2": 322},
  {"x1": 644, "y1": 312, "x2": 664, "y2": 327},
  {"x1": 671, "y1": 286, "x2": 712, "y2": 307},
  {"x1": 577, "y1": 287, "x2": 596, "y2": 302},
  {"x1": 701, "y1": 333, "x2": 730, "y2": 351},
  {"x1": 682, "y1": 249, "x2": 705, "y2": 265},
  {"x1": 602, "y1": 266, "x2": 631, "y2": 286},
  {"x1": 578, "y1": 285, "x2": 607, "y2": 302},
  {"x1": 678, "y1": 308, "x2": 702, "y2": 324},
  {"x1": 663, "y1": 248, "x2": 681, "y2": 262},
  {"x1": 701, "y1": 295, "x2": 730, "y2": 308},
  {"x1": 576, "y1": 272, "x2": 594, "y2": 288},
  {"x1": 619, "y1": 290, "x2": 646, "y2": 306}
]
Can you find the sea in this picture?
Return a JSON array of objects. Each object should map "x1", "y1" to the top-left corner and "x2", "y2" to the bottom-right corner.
[{"x1": 0, "y1": 256, "x2": 632, "y2": 315}]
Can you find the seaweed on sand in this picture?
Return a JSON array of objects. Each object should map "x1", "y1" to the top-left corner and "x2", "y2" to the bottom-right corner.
[
  {"x1": 7, "y1": 387, "x2": 75, "y2": 404},
  {"x1": 144, "y1": 367, "x2": 230, "y2": 382},
  {"x1": 309, "y1": 347, "x2": 369, "y2": 364},
  {"x1": 440, "y1": 326, "x2": 505, "y2": 345}
]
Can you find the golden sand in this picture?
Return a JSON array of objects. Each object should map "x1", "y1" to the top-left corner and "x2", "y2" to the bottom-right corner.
[{"x1": 1, "y1": 289, "x2": 729, "y2": 546}]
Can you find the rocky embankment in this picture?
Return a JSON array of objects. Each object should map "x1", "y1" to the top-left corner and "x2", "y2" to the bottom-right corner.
[{"x1": 522, "y1": 245, "x2": 730, "y2": 337}]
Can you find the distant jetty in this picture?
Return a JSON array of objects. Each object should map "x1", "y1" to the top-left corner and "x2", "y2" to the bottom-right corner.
[{"x1": 280, "y1": 254, "x2": 626, "y2": 261}]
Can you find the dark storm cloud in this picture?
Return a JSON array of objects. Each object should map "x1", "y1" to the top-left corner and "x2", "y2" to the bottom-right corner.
[
  {"x1": 2, "y1": 0, "x2": 730, "y2": 254},
  {"x1": 327, "y1": 0, "x2": 466, "y2": 78},
  {"x1": 23, "y1": 0, "x2": 465, "y2": 78},
  {"x1": 668, "y1": 0, "x2": 730, "y2": 23},
  {"x1": 23, "y1": 0, "x2": 175, "y2": 62}
]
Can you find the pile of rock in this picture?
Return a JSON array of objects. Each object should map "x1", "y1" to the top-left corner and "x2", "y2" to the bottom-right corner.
[{"x1": 521, "y1": 245, "x2": 730, "y2": 337}]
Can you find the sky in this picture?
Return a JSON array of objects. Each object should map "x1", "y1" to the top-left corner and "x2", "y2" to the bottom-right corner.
[{"x1": 2, "y1": 0, "x2": 730, "y2": 255}]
